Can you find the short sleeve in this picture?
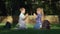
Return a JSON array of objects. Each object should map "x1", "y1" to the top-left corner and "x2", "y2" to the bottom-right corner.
[{"x1": 20, "y1": 14, "x2": 25, "y2": 20}]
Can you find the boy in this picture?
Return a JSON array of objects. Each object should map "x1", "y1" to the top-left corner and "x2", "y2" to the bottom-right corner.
[{"x1": 18, "y1": 7, "x2": 28, "y2": 29}]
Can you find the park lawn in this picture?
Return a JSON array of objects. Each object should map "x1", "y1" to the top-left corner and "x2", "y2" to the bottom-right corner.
[
  {"x1": 0, "y1": 23, "x2": 60, "y2": 34},
  {"x1": 0, "y1": 29, "x2": 60, "y2": 34}
]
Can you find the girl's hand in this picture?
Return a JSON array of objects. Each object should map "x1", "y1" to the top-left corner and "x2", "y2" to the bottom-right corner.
[
  {"x1": 33, "y1": 13, "x2": 36, "y2": 16},
  {"x1": 33, "y1": 13, "x2": 37, "y2": 18}
]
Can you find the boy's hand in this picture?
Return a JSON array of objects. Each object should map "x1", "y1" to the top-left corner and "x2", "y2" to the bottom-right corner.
[
  {"x1": 26, "y1": 13, "x2": 28, "y2": 17},
  {"x1": 23, "y1": 13, "x2": 28, "y2": 20}
]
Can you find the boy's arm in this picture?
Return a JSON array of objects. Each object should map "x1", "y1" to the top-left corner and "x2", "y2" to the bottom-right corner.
[
  {"x1": 20, "y1": 14, "x2": 28, "y2": 20},
  {"x1": 24, "y1": 14, "x2": 28, "y2": 20}
]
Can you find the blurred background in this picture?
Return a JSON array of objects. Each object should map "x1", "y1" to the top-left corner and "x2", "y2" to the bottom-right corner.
[{"x1": 0, "y1": 0, "x2": 60, "y2": 30}]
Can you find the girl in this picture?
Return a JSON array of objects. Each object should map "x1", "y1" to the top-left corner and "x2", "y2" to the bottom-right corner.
[{"x1": 34, "y1": 8, "x2": 44, "y2": 29}]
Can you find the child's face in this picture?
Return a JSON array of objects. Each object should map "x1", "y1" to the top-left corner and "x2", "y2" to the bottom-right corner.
[
  {"x1": 36, "y1": 8, "x2": 42, "y2": 14},
  {"x1": 20, "y1": 8, "x2": 25, "y2": 14}
]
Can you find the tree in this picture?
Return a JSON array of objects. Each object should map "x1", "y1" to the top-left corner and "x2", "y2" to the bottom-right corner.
[{"x1": 0, "y1": 0, "x2": 7, "y2": 16}]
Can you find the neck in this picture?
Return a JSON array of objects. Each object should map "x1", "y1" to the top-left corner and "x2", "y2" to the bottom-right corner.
[{"x1": 21, "y1": 12, "x2": 24, "y2": 14}]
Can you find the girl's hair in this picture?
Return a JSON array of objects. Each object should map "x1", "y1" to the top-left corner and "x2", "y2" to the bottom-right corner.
[
  {"x1": 36, "y1": 7, "x2": 44, "y2": 15},
  {"x1": 37, "y1": 7, "x2": 45, "y2": 21}
]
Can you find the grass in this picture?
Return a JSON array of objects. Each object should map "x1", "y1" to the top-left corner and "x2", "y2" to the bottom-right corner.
[
  {"x1": 0, "y1": 29, "x2": 60, "y2": 34},
  {"x1": 51, "y1": 24, "x2": 60, "y2": 29},
  {"x1": 0, "y1": 23, "x2": 60, "y2": 34}
]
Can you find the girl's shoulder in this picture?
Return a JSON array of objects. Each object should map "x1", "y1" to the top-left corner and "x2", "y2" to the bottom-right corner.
[{"x1": 37, "y1": 14, "x2": 42, "y2": 16}]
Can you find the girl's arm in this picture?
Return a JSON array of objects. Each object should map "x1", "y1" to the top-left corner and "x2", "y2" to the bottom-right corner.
[{"x1": 33, "y1": 13, "x2": 37, "y2": 18}]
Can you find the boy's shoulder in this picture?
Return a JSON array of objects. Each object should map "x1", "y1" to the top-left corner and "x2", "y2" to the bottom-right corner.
[
  {"x1": 20, "y1": 13, "x2": 23, "y2": 15},
  {"x1": 19, "y1": 13, "x2": 24, "y2": 17}
]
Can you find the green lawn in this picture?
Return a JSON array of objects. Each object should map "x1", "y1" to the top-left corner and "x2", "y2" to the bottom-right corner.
[
  {"x1": 0, "y1": 23, "x2": 60, "y2": 34},
  {"x1": 0, "y1": 29, "x2": 60, "y2": 34}
]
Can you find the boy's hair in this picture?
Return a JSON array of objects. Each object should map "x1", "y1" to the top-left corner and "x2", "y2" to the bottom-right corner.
[{"x1": 19, "y1": 7, "x2": 25, "y2": 11}]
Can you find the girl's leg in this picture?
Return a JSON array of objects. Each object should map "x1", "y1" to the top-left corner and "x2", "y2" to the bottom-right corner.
[
  {"x1": 34, "y1": 23, "x2": 40, "y2": 29},
  {"x1": 40, "y1": 23, "x2": 42, "y2": 28}
]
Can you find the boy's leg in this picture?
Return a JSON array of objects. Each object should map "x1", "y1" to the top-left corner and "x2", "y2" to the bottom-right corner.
[{"x1": 17, "y1": 23, "x2": 27, "y2": 29}]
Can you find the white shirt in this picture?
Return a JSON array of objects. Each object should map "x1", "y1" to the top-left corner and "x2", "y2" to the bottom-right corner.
[{"x1": 18, "y1": 13, "x2": 26, "y2": 27}]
